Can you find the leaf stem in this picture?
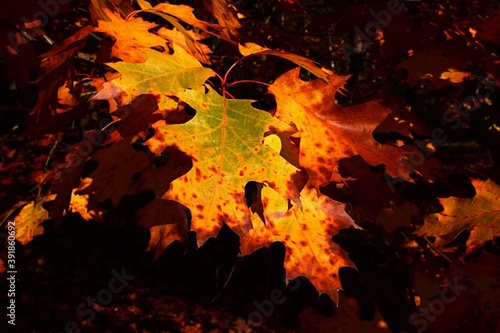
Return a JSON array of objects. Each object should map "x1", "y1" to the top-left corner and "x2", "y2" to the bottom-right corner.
[
  {"x1": 423, "y1": 236, "x2": 452, "y2": 264},
  {"x1": 225, "y1": 80, "x2": 271, "y2": 88}
]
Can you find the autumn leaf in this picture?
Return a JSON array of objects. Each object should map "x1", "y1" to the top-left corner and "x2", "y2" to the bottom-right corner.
[
  {"x1": 125, "y1": 148, "x2": 193, "y2": 256},
  {"x1": 94, "y1": 47, "x2": 215, "y2": 110},
  {"x1": 47, "y1": 150, "x2": 86, "y2": 225},
  {"x1": 269, "y1": 68, "x2": 411, "y2": 188},
  {"x1": 153, "y1": 3, "x2": 223, "y2": 37},
  {"x1": 77, "y1": 137, "x2": 152, "y2": 207},
  {"x1": 203, "y1": 0, "x2": 242, "y2": 40},
  {"x1": 238, "y1": 42, "x2": 330, "y2": 82},
  {"x1": 241, "y1": 183, "x2": 357, "y2": 301},
  {"x1": 94, "y1": 8, "x2": 167, "y2": 62},
  {"x1": 321, "y1": 155, "x2": 419, "y2": 233},
  {"x1": 416, "y1": 178, "x2": 500, "y2": 254},
  {"x1": 88, "y1": 0, "x2": 135, "y2": 23},
  {"x1": 26, "y1": 25, "x2": 92, "y2": 136},
  {"x1": 144, "y1": 86, "x2": 299, "y2": 244},
  {"x1": 105, "y1": 94, "x2": 161, "y2": 143},
  {"x1": 299, "y1": 294, "x2": 391, "y2": 333},
  {"x1": 157, "y1": 26, "x2": 212, "y2": 64},
  {"x1": 68, "y1": 188, "x2": 102, "y2": 222},
  {"x1": 14, "y1": 195, "x2": 56, "y2": 245}
]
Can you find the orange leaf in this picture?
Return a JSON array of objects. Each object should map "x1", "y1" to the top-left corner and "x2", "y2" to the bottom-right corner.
[
  {"x1": 269, "y1": 68, "x2": 410, "y2": 188},
  {"x1": 238, "y1": 42, "x2": 330, "y2": 82},
  {"x1": 153, "y1": 3, "x2": 223, "y2": 37},
  {"x1": 241, "y1": 183, "x2": 358, "y2": 301},
  {"x1": 416, "y1": 178, "x2": 500, "y2": 254},
  {"x1": 203, "y1": 0, "x2": 242, "y2": 40},
  {"x1": 94, "y1": 8, "x2": 167, "y2": 62}
]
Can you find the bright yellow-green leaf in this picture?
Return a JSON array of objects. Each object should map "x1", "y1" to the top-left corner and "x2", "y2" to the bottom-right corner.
[
  {"x1": 94, "y1": 47, "x2": 215, "y2": 110},
  {"x1": 145, "y1": 87, "x2": 299, "y2": 244}
]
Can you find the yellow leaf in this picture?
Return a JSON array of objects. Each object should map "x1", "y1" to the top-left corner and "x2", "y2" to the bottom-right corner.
[
  {"x1": 14, "y1": 195, "x2": 56, "y2": 245},
  {"x1": 440, "y1": 68, "x2": 473, "y2": 83},
  {"x1": 69, "y1": 191, "x2": 102, "y2": 222}
]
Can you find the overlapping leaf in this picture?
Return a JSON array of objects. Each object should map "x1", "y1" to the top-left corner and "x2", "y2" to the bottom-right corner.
[
  {"x1": 269, "y1": 68, "x2": 412, "y2": 188},
  {"x1": 77, "y1": 137, "x2": 152, "y2": 207},
  {"x1": 241, "y1": 183, "x2": 357, "y2": 301},
  {"x1": 153, "y1": 3, "x2": 223, "y2": 36},
  {"x1": 145, "y1": 87, "x2": 299, "y2": 244},
  {"x1": 416, "y1": 178, "x2": 500, "y2": 254},
  {"x1": 203, "y1": 0, "x2": 242, "y2": 40},
  {"x1": 239, "y1": 42, "x2": 329, "y2": 82},
  {"x1": 94, "y1": 8, "x2": 167, "y2": 62},
  {"x1": 94, "y1": 47, "x2": 215, "y2": 110}
]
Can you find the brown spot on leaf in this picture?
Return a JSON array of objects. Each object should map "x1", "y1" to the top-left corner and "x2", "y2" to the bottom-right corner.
[
  {"x1": 318, "y1": 165, "x2": 329, "y2": 174},
  {"x1": 195, "y1": 168, "x2": 202, "y2": 181}
]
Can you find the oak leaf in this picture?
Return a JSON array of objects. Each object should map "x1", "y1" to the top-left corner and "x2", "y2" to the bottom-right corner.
[
  {"x1": 153, "y1": 3, "x2": 223, "y2": 37},
  {"x1": 203, "y1": 0, "x2": 242, "y2": 40},
  {"x1": 88, "y1": 0, "x2": 135, "y2": 24},
  {"x1": 144, "y1": 87, "x2": 299, "y2": 244},
  {"x1": 239, "y1": 43, "x2": 329, "y2": 82},
  {"x1": 241, "y1": 183, "x2": 357, "y2": 301},
  {"x1": 269, "y1": 68, "x2": 411, "y2": 188},
  {"x1": 77, "y1": 138, "x2": 152, "y2": 207},
  {"x1": 157, "y1": 27, "x2": 212, "y2": 64},
  {"x1": 94, "y1": 8, "x2": 167, "y2": 62},
  {"x1": 94, "y1": 47, "x2": 215, "y2": 110},
  {"x1": 416, "y1": 178, "x2": 500, "y2": 254}
]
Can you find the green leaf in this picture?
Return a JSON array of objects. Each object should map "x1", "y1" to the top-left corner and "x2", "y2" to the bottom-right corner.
[
  {"x1": 94, "y1": 46, "x2": 215, "y2": 110},
  {"x1": 145, "y1": 87, "x2": 299, "y2": 243}
]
